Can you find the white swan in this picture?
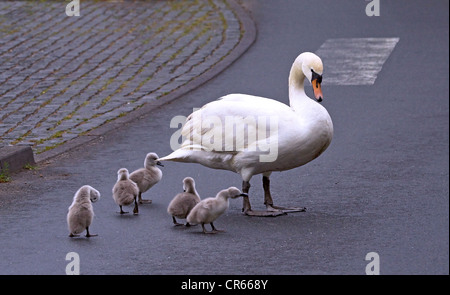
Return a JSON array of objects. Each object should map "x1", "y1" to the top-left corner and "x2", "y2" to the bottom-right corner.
[
  {"x1": 159, "y1": 52, "x2": 333, "y2": 216},
  {"x1": 129, "y1": 152, "x2": 163, "y2": 204},
  {"x1": 167, "y1": 177, "x2": 201, "y2": 226},
  {"x1": 67, "y1": 185, "x2": 101, "y2": 237},
  {"x1": 186, "y1": 187, "x2": 247, "y2": 234},
  {"x1": 112, "y1": 168, "x2": 140, "y2": 214}
]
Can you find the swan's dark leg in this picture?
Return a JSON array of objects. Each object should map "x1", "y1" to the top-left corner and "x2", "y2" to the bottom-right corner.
[
  {"x1": 263, "y1": 175, "x2": 306, "y2": 213},
  {"x1": 242, "y1": 179, "x2": 285, "y2": 217},
  {"x1": 263, "y1": 175, "x2": 273, "y2": 207},
  {"x1": 242, "y1": 180, "x2": 252, "y2": 213}
]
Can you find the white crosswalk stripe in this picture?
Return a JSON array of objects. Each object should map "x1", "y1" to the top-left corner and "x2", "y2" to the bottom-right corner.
[{"x1": 316, "y1": 37, "x2": 399, "y2": 85}]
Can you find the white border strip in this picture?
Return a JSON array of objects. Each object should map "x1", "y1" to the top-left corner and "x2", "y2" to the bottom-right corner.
[{"x1": 316, "y1": 38, "x2": 399, "y2": 85}]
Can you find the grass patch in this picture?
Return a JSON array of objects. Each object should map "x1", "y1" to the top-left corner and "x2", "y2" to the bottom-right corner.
[
  {"x1": 23, "y1": 163, "x2": 38, "y2": 170},
  {"x1": 0, "y1": 163, "x2": 11, "y2": 183}
]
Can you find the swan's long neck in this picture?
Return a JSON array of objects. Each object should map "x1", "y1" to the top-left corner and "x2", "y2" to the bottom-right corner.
[{"x1": 288, "y1": 59, "x2": 308, "y2": 111}]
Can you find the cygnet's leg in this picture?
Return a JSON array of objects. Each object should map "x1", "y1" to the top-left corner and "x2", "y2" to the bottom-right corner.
[
  {"x1": 138, "y1": 192, "x2": 152, "y2": 204},
  {"x1": 201, "y1": 223, "x2": 208, "y2": 234},
  {"x1": 242, "y1": 179, "x2": 285, "y2": 217},
  {"x1": 133, "y1": 197, "x2": 139, "y2": 214},
  {"x1": 172, "y1": 216, "x2": 184, "y2": 226},
  {"x1": 85, "y1": 227, "x2": 97, "y2": 237},
  {"x1": 201, "y1": 222, "x2": 224, "y2": 234},
  {"x1": 119, "y1": 205, "x2": 129, "y2": 214},
  {"x1": 210, "y1": 222, "x2": 225, "y2": 233},
  {"x1": 69, "y1": 233, "x2": 80, "y2": 237},
  {"x1": 263, "y1": 175, "x2": 306, "y2": 213}
]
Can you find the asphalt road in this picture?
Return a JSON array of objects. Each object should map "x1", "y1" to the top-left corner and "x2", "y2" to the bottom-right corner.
[{"x1": 0, "y1": 0, "x2": 448, "y2": 275}]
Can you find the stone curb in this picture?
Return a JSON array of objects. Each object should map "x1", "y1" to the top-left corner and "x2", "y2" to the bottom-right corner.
[
  {"x1": 1, "y1": 0, "x2": 256, "y2": 169},
  {"x1": 0, "y1": 145, "x2": 35, "y2": 175}
]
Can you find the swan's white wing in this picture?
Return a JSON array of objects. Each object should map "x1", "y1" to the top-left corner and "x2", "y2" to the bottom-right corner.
[{"x1": 180, "y1": 94, "x2": 294, "y2": 154}]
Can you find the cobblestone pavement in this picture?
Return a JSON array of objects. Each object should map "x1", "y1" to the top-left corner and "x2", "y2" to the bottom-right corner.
[{"x1": 0, "y1": 0, "x2": 244, "y2": 154}]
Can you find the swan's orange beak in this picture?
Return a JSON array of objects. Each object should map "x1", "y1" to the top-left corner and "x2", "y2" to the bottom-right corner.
[{"x1": 312, "y1": 79, "x2": 323, "y2": 102}]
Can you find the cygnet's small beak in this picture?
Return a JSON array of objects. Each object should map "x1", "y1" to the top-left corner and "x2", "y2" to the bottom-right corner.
[{"x1": 156, "y1": 161, "x2": 164, "y2": 167}]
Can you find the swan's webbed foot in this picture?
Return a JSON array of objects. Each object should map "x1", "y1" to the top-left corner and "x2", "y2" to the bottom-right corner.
[
  {"x1": 242, "y1": 193, "x2": 285, "y2": 217},
  {"x1": 242, "y1": 193, "x2": 305, "y2": 217},
  {"x1": 243, "y1": 206, "x2": 305, "y2": 216},
  {"x1": 268, "y1": 204, "x2": 306, "y2": 213},
  {"x1": 242, "y1": 175, "x2": 307, "y2": 216},
  {"x1": 243, "y1": 207, "x2": 287, "y2": 217},
  {"x1": 69, "y1": 233, "x2": 80, "y2": 237}
]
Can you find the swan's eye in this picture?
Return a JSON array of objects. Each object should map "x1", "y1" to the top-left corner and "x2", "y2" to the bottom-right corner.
[{"x1": 311, "y1": 70, "x2": 322, "y2": 85}]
